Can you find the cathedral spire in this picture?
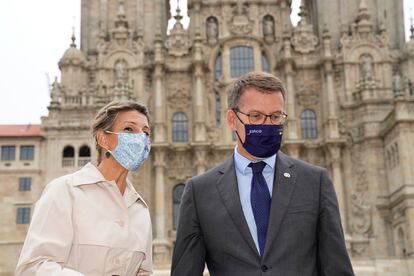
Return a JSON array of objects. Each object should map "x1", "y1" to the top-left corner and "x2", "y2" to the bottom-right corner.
[
  {"x1": 117, "y1": 0, "x2": 126, "y2": 19},
  {"x1": 236, "y1": 0, "x2": 245, "y2": 15},
  {"x1": 357, "y1": 0, "x2": 371, "y2": 23},
  {"x1": 114, "y1": 0, "x2": 128, "y2": 29},
  {"x1": 70, "y1": 28, "x2": 76, "y2": 48},
  {"x1": 354, "y1": 0, "x2": 373, "y2": 36},
  {"x1": 298, "y1": 0, "x2": 309, "y2": 25},
  {"x1": 174, "y1": 0, "x2": 183, "y2": 23}
]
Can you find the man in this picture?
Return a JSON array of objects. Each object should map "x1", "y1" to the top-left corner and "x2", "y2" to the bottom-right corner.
[{"x1": 171, "y1": 72, "x2": 354, "y2": 276}]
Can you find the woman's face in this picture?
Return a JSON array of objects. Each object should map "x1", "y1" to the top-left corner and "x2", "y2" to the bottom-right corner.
[{"x1": 101, "y1": 110, "x2": 150, "y2": 151}]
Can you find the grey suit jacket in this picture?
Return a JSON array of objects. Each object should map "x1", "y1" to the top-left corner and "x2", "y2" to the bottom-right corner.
[{"x1": 171, "y1": 151, "x2": 354, "y2": 276}]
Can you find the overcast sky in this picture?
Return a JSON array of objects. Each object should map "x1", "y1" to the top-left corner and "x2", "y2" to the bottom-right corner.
[{"x1": 0, "y1": 0, "x2": 412, "y2": 125}]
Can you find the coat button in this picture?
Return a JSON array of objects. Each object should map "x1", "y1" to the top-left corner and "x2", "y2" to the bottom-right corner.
[
  {"x1": 116, "y1": 220, "x2": 125, "y2": 227},
  {"x1": 261, "y1": 265, "x2": 268, "y2": 272}
]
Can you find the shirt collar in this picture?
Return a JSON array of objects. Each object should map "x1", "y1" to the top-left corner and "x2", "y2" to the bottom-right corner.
[
  {"x1": 72, "y1": 162, "x2": 148, "y2": 208},
  {"x1": 233, "y1": 146, "x2": 276, "y2": 175},
  {"x1": 125, "y1": 178, "x2": 148, "y2": 208}
]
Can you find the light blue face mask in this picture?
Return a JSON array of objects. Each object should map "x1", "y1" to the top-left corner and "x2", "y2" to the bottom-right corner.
[{"x1": 105, "y1": 131, "x2": 151, "y2": 171}]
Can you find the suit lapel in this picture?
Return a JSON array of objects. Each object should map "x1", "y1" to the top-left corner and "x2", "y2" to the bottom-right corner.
[
  {"x1": 215, "y1": 156, "x2": 259, "y2": 258},
  {"x1": 263, "y1": 151, "x2": 297, "y2": 258}
]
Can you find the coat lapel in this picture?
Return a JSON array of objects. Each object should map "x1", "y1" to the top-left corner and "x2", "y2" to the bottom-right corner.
[
  {"x1": 215, "y1": 156, "x2": 259, "y2": 258},
  {"x1": 263, "y1": 151, "x2": 297, "y2": 258}
]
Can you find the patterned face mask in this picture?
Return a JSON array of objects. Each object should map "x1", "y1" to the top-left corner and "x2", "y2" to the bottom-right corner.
[{"x1": 105, "y1": 131, "x2": 151, "y2": 171}]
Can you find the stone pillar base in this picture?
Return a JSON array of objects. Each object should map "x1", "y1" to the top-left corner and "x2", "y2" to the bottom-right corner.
[{"x1": 153, "y1": 239, "x2": 171, "y2": 268}]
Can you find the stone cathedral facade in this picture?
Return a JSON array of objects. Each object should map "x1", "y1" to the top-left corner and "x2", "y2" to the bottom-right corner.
[{"x1": 1, "y1": 0, "x2": 414, "y2": 275}]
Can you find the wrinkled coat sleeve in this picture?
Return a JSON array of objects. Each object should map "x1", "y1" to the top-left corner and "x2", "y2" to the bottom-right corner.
[
  {"x1": 15, "y1": 177, "x2": 84, "y2": 276},
  {"x1": 318, "y1": 169, "x2": 355, "y2": 275},
  {"x1": 171, "y1": 179, "x2": 206, "y2": 276}
]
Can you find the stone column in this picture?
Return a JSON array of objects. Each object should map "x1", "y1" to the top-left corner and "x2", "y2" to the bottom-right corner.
[
  {"x1": 153, "y1": 35, "x2": 166, "y2": 143},
  {"x1": 195, "y1": 147, "x2": 207, "y2": 175},
  {"x1": 254, "y1": 45, "x2": 261, "y2": 71},
  {"x1": 323, "y1": 28, "x2": 340, "y2": 139},
  {"x1": 405, "y1": 207, "x2": 414, "y2": 256},
  {"x1": 285, "y1": 143, "x2": 301, "y2": 159},
  {"x1": 221, "y1": 45, "x2": 233, "y2": 144},
  {"x1": 193, "y1": 33, "x2": 206, "y2": 142},
  {"x1": 282, "y1": 30, "x2": 298, "y2": 140},
  {"x1": 329, "y1": 145, "x2": 347, "y2": 232},
  {"x1": 153, "y1": 148, "x2": 170, "y2": 266}
]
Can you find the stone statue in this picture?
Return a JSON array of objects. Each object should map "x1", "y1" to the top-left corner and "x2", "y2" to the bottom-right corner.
[
  {"x1": 392, "y1": 70, "x2": 402, "y2": 95},
  {"x1": 206, "y1": 17, "x2": 218, "y2": 44},
  {"x1": 263, "y1": 15, "x2": 274, "y2": 36},
  {"x1": 114, "y1": 60, "x2": 128, "y2": 82},
  {"x1": 360, "y1": 54, "x2": 373, "y2": 80}
]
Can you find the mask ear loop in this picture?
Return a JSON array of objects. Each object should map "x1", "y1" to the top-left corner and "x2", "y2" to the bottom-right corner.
[
  {"x1": 232, "y1": 109, "x2": 246, "y2": 145},
  {"x1": 102, "y1": 130, "x2": 115, "y2": 158}
]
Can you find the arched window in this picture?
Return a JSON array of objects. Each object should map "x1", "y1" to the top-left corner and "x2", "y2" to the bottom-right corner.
[
  {"x1": 78, "y1": 145, "x2": 91, "y2": 167},
  {"x1": 62, "y1": 145, "x2": 75, "y2": 167},
  {"x1": 215, "y1": 91, "x2": 221, "y2": 127},
  {"x1": 300, "y1": 109, "x2": 318, "y2": 139},
  {"x1": 261, "y1": 53, "x2": 270, "y2": 72},
  {"x1": 173, "y1": 184, "x2": 185, "y2": 230},
  {"x1": 172, "y1": 112, "x2": 188, "y2": 142},
  {"x1": 215, "y1": 54, "x2": 222, "y2": 81},
  {"x1": 230, "y1": 46, "x2": 254, "y2": 78},
  {"x1": 63, "y1": 146, "x2": 75, "y2": 158},
  {"x1": 79, "y1": 145, "x2": 91, "y2": 157}
]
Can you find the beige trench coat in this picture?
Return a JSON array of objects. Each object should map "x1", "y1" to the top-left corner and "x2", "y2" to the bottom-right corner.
[{"x1": 16, "y1": 163, "x2": 153, "y2": 276}]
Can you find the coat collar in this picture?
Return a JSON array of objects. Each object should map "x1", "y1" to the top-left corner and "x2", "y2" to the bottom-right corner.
[
  {"x1": 71, "y1": 162, "x2": 148, "y2": 208},
  {"x1": 216, "y1": 156, "x2": 259, "y2": 259},
  {"x1": 263, "y1": 151, "x2": 297, "y2": 259}
]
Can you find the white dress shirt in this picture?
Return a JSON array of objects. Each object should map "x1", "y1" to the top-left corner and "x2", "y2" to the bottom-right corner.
[{"x1": 16, "y1": 162, "x2": 153, "y2": 276}]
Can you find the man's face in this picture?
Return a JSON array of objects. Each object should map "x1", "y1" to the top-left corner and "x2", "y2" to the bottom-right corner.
[{"x1": 226, "y1": 87, "x2": 285, "y2": 160}]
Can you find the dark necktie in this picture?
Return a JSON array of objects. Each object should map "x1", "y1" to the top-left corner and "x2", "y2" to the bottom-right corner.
[{"x1": 248, "y1": 161, "x2": 271, "y2": 256}]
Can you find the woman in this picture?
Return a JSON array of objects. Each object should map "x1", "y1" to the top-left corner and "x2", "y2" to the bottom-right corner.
[{"x1": 16, "y1": 101, "x2": 153, "y2": 276}]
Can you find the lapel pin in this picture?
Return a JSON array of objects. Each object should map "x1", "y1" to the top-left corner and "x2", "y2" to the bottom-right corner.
[{"x1": 283, "y1": 172, "x2": 291, "y2": 178}]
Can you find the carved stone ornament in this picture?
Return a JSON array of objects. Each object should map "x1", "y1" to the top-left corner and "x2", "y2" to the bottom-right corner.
[
  {"x1": 291, "y1": 23, "x2": 318, "y2": 54},
  {"x1": 227, "y1": 1, "x2": 253, "y2": 36},
  {"x1": 165, "y1": 20, "x2": 192, "y2": 57},
  {"x1": 295, "y1": 81, "x2": 320, "y2": 106},
  {"x1": 349, "y1": 145, "x2": 372, "y2": 238},
  {"x1": 339, "y1": 1, "x2": 388, "y2": 50},
  {"x1": 350, "y1": 193, "x2": 372, "y2": 235},
  {"x1": 96, "y1": 1, "x2": 144, "y2": 55},
  {"x1": 350, "y1": 237, "x2": 370, "y2": 257},
  {"x1": 167, "y1": 89, "x2": 191, "y2": 109},
  {"x1": 167, "y1": 152, "x2": 194, "y2": 181},
  {"x1": 296, "y1": 89, "x2": 319, "y2": 107}
]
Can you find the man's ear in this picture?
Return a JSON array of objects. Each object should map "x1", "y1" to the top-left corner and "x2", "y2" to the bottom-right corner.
[
  {"x1": 226, "y1": 110, "x2": 237, "y2": 131},
  {"x1": 96, "y1": 130, "x2": 108, "y2": 150}
]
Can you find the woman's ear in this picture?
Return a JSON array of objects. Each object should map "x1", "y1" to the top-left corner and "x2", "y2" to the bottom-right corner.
[{"x1": 96, "y1": 130, "x2": 108, "y2": 150}]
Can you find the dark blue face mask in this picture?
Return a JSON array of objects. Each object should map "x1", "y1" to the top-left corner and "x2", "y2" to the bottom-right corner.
[{"x1": 235, "y1": 116, "x2": 284, "y2": 158}]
